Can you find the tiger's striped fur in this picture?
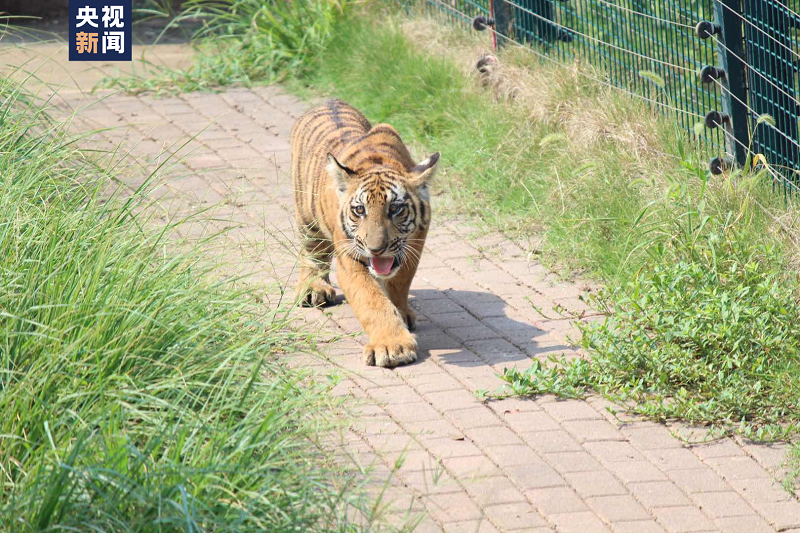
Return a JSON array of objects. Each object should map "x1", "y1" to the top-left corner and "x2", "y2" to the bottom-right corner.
[{"x1": 291, "y1": 99, "x2": 439, "y2": 368}]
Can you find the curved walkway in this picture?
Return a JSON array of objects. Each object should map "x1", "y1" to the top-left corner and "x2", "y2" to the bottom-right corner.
[{"x1": 55, "y1": 83, "x2": 800, "y2": 532}]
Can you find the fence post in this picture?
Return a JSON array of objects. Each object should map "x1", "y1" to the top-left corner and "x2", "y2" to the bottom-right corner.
[
  {"x1": 492, "y1": 0, "x2": 513, "y2": 47},
  {"x1": 742, "y1": 0, "x2": 799, "y2": 189},
  {"x1": 713, "y1": 0, "x2": 749, "y2": 166}
]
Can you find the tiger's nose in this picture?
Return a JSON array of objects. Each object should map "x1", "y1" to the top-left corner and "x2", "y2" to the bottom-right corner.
[{"x1": 367, "y1": 244, "x2": 387, "y2": 255}]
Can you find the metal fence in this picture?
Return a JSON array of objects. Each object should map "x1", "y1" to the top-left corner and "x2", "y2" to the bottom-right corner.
[{"x1": 421, "y1": 0, "x2": 800, "y2": 194}]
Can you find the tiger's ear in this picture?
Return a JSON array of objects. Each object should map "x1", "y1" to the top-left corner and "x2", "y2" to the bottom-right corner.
[
  {"x1": 326, "y1": 153, "x2": 356, "y2": 198},
  {"x1": 408, "y1": 152, "x2": 440, "y2": 188}
]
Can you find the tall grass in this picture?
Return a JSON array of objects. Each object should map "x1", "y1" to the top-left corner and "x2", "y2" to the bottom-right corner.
[
  {"x1": 0, "y1": 75, "x2": 368, "y2": 530},
  {"x1": 104, "y1": 0, "x2": 352, "y2": 94}
]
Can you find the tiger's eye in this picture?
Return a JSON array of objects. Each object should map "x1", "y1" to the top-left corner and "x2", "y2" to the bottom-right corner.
[
  {"x1": 353, "y1": 205, "x2": 366, "y2": 216},
  {"x1": 389, "y1": 204, "x2": 404, "y2": 215}
]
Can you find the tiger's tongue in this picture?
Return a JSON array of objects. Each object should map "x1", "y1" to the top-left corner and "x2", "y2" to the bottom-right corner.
[{"x1": 370, "y1": 256, "x2": 394, "y2": 275}]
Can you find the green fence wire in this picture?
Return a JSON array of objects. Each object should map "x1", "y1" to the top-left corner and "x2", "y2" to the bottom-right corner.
[{"x1": 422, "y1": 0, "x2": 800, "y2": 192}]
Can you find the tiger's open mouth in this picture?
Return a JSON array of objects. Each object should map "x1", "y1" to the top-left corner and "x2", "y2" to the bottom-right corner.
[{"x1": 369, "y1": 256, "x2": 400, "y2": 277}]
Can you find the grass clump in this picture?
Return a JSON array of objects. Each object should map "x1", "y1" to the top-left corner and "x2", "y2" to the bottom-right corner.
[
  {"x1": 503, "y1": 216, "x2": 800, "y2": 440},
  {"x1": 103, "y1": 0, "x2": 352, "y2": 94},
  {"x1": 0, "y1": 76, "x2": 367, "y2": 530}
]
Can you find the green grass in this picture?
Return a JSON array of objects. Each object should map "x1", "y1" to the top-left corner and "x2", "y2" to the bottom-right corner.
[
  {"x1": 102, "y1": 0, "x2": 352, "y2": 94},
  {"x1": 0, "y1": 72, "x2": 374, "y2": 530}
]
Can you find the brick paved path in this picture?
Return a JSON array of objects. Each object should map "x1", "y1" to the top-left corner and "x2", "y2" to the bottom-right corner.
[{"x1": 54, "y1": 85, "x2": 800, "y2": 533}]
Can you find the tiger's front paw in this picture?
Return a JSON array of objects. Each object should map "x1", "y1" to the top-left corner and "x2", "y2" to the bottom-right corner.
[
  {"x1": 295, "y1": 279, "x2": 336, "y2": 307},
  {"x1": 363, "y1": 331, "x2": 418, "y2": 368},
  {"x1": 402, "y1": 307, "x2": 417, "y2": 331}
]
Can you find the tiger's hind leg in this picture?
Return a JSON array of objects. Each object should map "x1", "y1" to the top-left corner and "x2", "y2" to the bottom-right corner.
[{"x1": 295, "y1": 233, "x2": 336, "y2": 307}]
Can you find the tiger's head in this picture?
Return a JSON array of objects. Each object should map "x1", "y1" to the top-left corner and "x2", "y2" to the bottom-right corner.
[{"x1": 326, "y1": 152, "x2": 439, "y2": 279}]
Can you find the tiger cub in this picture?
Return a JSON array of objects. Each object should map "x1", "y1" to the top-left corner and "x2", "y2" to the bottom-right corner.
[{"x1": 291, "y1": 100, "x2": 439, "y2": 368}]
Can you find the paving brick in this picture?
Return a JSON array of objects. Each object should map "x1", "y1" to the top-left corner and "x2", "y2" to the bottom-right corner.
[
  {"x1": 690, "y1": 491, "x2": 754, "y2": 519},
  {"x1": 385, "y1": 448, "x2": 439, "y2": 473},
  {"x1": 713, "y1": 515, "x2": 775, "y2": 533},
  {"x1": 442, "y1": 519, "x2": 499, "y2": 533},
  {"x1": 522, "y1": 429, "x2": 583, "y2": 454},
  {"x1": 447, "y1": 324, "x2": 502, "y2": 342},
  {"x1": 404, "y1": 419, "x2": 463, "y2": 442},
  {"x1": 652, "y1": 506, "x2": 717, "y2": 532},
  {"x1": 501, "y1": 410, "x2": 561, "y2": 433},
  {"x1": 366, "y1": 385, "x2": 424, "y2": 404},
  {"x1": 525, "y1": 486, "x2": 588, "y2": 515},
  {"x1": 430, "y1": 311, "x2": 484, "y2": 329},
  {"x1": 465, "y1": 425, "x2": 524, "y2": 447},
  {"x1": 548, "y1": 511, "x2": 613, "y2": 533},
  {"x1": 425, "y1": 491, "x2": 483, "y2": 522},
  {"x1": 751, "y1": 500, "x2": 800, "y2": 530},
  {"x1": 483, "y1": 501, "x2": 549, "y2": 530},
  {"x1": 444, "y1": 406, "x2": 504, "y2": 430},
  {"x1": 425, "y1": 350, "x2": 481, "y2": 368},
  {"x1": 541, "y1": 399, "x2": 604, "y2": 421},
  {"x1": 564, "y1": 471, "x2": 627, "y2": 498},
  {"x1": 463, "y1": 475, "x2": 527, "y2": 506},
  {"x1": 623, "y1": 426, "x2": 683, "y2": 450},
  {"x1": 562, "y1": 419, "x2": 625, "y2": 443},
  {"x1": 740, "y1": 441, "x2": 792, "y2": 471},
  {"x1": 628, "y1": 481, "x2": 691, "y2": 509},
  {"x1": 705, "y1": 456, "x2": 772, "y2": 482},
  {"x1": 584, "y1": 441, "x2": 646, "y2": 463},
  {"x1": 505, "y1": 461, "x2": 566, "y2": 490},
  {"x1": 587, "y1": 494, "x2": 650, "y2": 522},
  {"x1": 729, "y1": 477, "x2": 794, "y2": 503},
  {"x1": 544, "y1": 451, "x2": 604, "y2": 473},
  {"x1": 483, "y1": 444, "x2": 544, "y2": 468},
  {"x1": 442, "y1": 455, "x2": 501, "y2": 479},
  {"x1": 384, "y1": 402, "x2": 442, "y2": 423},
  {"x1": 425, "y1": 437, "x2": 484, "y2": 460},
  {"x1": 425, "y1": 389, "x2": 484, "y2": 412},
  {"x1": 643, "y1": 448, "x2": 705, "y2": 472},
  {"x1": 406, "y1": 372, "x2": 465, "y2": 394},
  {"x1": 612, "y1": 520, "x2": 668, "y2": 533},
  {"x1": 667, "y1": 468, "x2": 732, "y2": 494},
  {"x1": 690, "y1": 439, "x2": 746, "y2": 459},
  {"x1": 605, "y1": 461, "x2": 669, "y2": 484},
  {"x1": 401, "y1": 468, "x2": 459, "y2": 495}
]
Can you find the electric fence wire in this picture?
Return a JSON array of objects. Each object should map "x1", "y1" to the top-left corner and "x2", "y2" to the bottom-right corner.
[
  {"x1": 712, "y1": 0, "x2": 800, "y2": 64},
  {"x1": 591, "y1": 0, "x2": 696, "y2": 30},
  {"x1": 772, "y1": 0, "x2": 800, "y2": 28},
  {"x1": 709, "y1": 35, "x2": 800, "y2": 120},
  {"x1": 426, "y1": 0, "x2": 704, "y2": 120},
  {"x1": 710, "y1": 79, "x2": 800, "y2": 193},
  {"x1": 499, "y1": 0, "x2": 698, "y2": 73},
  {"x1": 710, "y1": 76, "x2": 800, "y2": 154}
]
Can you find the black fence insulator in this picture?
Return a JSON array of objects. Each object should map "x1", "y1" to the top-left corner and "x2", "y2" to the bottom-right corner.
[
  {"x1": 700, "y1": 65, "x2": 726, "y2": 83},
  {"x1": 704, "y1": 110, "x2": 730, "y2": 129},
  {"x1": 709, "y1": 156, "x2": 732, "y2": 175},
  {"x1": 473, "y1": 16, "x2": 494, "y2": 31},
  {"x1": 695, "y1": 20, "x2": 722, "y2": 39}
]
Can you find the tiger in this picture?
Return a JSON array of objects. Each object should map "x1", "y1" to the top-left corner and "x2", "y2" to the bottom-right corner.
[{"x1": 290, "y1": 99, "x2": 439, "y2": 368}]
